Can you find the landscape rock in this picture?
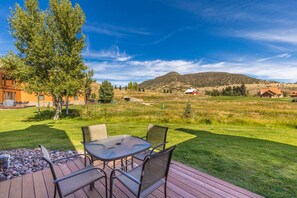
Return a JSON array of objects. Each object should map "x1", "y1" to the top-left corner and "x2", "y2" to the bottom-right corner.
[{"x1": 0, "y1": 148, "x2": 80, "y2": 181}]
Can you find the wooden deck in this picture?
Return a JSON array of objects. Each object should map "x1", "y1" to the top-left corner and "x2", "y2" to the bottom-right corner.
[{"x1": 0, "y1": 159, "x2": 263, "y2": 198}]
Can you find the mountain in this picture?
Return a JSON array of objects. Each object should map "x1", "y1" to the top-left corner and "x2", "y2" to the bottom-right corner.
[{"x1": 140, "y1": 72, "x2": 274, "y2": 90}]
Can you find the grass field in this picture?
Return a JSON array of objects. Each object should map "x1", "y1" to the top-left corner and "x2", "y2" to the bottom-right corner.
[{"x1": 0, "y1": 95, "x2": 297, "y2": 197}]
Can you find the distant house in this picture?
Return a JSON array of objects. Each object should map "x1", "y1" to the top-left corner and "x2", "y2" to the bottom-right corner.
[
  {"x1": 185, "y1": 88, "x2": 198, "y2": 95},
  {"x1": 259, "y1": 87, "x2": 283, "y2": 98},
  {"x1": 290, "y1": 91, "x2": 297, "y2": 98}
]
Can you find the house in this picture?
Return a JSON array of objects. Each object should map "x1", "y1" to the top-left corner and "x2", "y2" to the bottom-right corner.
[
  {"x1": 259, "y1": 87, "x2": 283, "y2": 98},
  {"x1": 290, "y1": 91, "x2": 297, "y2": 98},
  {"x1": 0, "y1": 71, "x2": 85, "y2": 107},
  {"x1": 185, "y1": 88, "x2": 198, "y2": 95}
]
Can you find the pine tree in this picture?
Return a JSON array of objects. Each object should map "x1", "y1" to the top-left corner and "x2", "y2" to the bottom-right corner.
[{"x1": 99, "y1": 80, "x2": 114, "y2": 103}]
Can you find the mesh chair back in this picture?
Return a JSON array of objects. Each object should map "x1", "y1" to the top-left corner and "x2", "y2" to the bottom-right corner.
[
  {"x1": 140, "y1": 145, "x2": 176, "y2": 192},
  {"x1": 39, "y1": 145, "x2": 58, "y2": 180},
  {"x1": 146, "y1": 124, "x2": 168, "y2": 150},
  {"x1": 81, "y1": 124, "x2": 108, "y2": 143}
]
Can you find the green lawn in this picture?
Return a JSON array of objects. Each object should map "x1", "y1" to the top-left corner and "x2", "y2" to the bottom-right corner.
[{"x1": 0, "y1": 96, "x2": 297, "y2": 197}]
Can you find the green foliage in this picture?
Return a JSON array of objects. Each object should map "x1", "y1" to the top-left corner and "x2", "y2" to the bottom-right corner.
[
  {"x1": 206, "y1": 84, "x2": 247, "y2": 96},
  {"x1": 183, "y1": 101, "x2": 192, "y2": 118},
  {"x1": 127, "y1": 81, "x2": 138, "y2": 91},
  {"x1": 79, "y1": 104, "x2": 101, "y2": 119},
  {"x1": 99, "y1": 80, "x2": 114, "y2": 103},
  {"x1": 7, "y1": 0, "x2": 89, "y2": 120},
  {"x1": 90, "y1": 93, "x2": 97, "y2": 100}
]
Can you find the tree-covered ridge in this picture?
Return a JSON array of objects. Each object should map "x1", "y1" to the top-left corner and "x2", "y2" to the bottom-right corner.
[{"x1": 140, "y1": 71, "x2": 275, "y2": 90}]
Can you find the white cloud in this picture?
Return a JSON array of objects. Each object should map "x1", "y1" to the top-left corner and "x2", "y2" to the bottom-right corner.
[
  {"x1": 232, "y1": 29, "x2": 297, "y2": 45},
  {"x1": 83, "y1": 45, "x2": 132, "y2": 62},
  {"x1": 87, "y1": 57, "x2": 297, "y2": 85}
]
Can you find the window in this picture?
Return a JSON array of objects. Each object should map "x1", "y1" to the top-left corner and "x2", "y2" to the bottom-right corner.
[
  {"x1": 38, "y1": 95, "x2": 45, "y2": 101},
  {"x1": 2, "y1": 75, "x2": 6, "y2": 86},
  {"x1": 74, "y1": 96, "x2": 78, "y2": 100}
]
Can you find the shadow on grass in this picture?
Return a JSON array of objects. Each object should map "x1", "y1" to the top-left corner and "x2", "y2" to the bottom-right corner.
[
  {"x1": 0, "y1": 124, "x2": 75, "y2": 151},
  {"x1": 174, "y1": 128, "x2": 297, "y2": 197},
  {"x1": 24, "y1": 109, "x2": 80, "y2": 121}
]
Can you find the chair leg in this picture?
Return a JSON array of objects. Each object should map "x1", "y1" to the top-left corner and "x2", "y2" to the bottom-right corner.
[
  {"x1": 54, "y1": 185, "x2": 57, "y2": 198},
  {"x1": 90, "y1": 182, "x2": 94, "y2": 190},
  {"x1": 131, "y1": 156, "x2": 134, "y2": 169},
  {"x1": 164, "y1": 182, "x2": 167, "y2": 197},
  {"x1": 103, "y1": 161, "x2": 106, "y2": 169},
  {"x1": 121, "y1": 158, "x2": 124, "y2": 169},
  {"x1": 105, "y1": 176, "x2": 108, "y2": 198},
  {"x1": 109, "y1": 177, "x2": 114, "y2": 198},
  {"x1": 84, "y1": 151, "x2": 87, "y2": 166}
]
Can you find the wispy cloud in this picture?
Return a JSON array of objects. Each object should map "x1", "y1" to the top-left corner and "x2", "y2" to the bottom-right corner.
[
  {"x1": 151, "y1": 26, "x2": 194, "y2": 45},
  {"x1": 84, "y1": 24, "x2": 151, "y2": 38},
  {"x1": 233, "y1": 29, "x2": 297, "y2": 45},
  {"x1": 257, "y1": 53, "x2": 291, "y2": 62},
  {"x1": 83, "y1": 45, "x2": 132, "y2": 62}
]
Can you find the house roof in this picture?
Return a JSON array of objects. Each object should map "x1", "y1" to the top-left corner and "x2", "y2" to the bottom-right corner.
[
  {"x1": 290, "y1": 91, "x2": 297, "y2": 97},
  {"x1": 260, "y1": 87, "x2": 282, "y2": 95},
  {"x1": 185, "y1": 88, "x2": 197, "y2": 93}
]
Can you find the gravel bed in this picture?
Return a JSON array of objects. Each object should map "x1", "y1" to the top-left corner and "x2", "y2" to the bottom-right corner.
[{"x1": 0, "y1": 148, "x2": 80, "y2": 181}]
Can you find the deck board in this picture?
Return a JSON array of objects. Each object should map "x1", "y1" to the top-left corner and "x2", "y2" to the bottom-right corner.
[
  {"x1": 22, "y1": 173, "x2": 35, "y2": 198},
  {"x1": 0, "y1": 180, "x2": 10, "y2": 198},
  {"x1": 9, "y1": 176, "x2": 22, "y2": 198},
  {"x1": 0, "y1": 159, "x2": 264, "y2": 198}
]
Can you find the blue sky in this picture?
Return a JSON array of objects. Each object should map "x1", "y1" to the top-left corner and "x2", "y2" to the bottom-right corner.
[{"x1": 1, "y1": 0, "x2": 297, "y2": 85}]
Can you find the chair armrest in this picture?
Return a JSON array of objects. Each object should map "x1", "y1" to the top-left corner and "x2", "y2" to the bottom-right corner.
[
  {"x1": 151, "y1": 142, "x2": 168, "y2": 154},
  {"x1": 52, "y1": 154, "x2": 91, "y2": 164},
  {"x1": 111, "y1": 169, "x2": 141, "y2": 184},
  {"x1": 54, "y1": 166, "x2": 106, "y2": 183}
]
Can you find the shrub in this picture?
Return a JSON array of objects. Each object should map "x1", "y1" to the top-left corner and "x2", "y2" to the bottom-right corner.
[{"x1": 183, "y1": 101, "x2": 192, "y2": 118}]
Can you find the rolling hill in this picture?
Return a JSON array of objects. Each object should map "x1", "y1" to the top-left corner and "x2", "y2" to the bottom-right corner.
[{"x1": 139, "y1": 72, "x2": 274, "y2": 91}]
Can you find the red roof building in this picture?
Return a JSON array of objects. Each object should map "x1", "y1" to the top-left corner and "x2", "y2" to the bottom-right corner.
[{"x1": 259, "y1": 87, "x2": 283, "y2": 98}]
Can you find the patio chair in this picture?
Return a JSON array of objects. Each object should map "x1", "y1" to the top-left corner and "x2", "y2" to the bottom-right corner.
[
  {"x1": 131, "y1": 124, "x2": 168, "y2": 167},
  {"x1": 110, "y1": 145, "x2": 176, "y2": 198},
  {"x1": 39, "y1": 145, "x2": 107, "y2": 198},
  {"x1": 81, "y1": 124, "x2": 115, "y2": 168}
]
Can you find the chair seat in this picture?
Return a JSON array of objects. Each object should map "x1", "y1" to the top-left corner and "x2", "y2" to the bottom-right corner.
[
  {"x1": 117, "y1": 164, "x2": 165, "y2": 197},
  {"x1": 58, "y1": 165, "x2": 104, "y2": 196},
  {"x1": 133, "y1": 149, "x2": 156, "y2": 161}
]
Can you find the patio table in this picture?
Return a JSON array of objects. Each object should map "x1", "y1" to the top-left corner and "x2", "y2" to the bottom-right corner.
[{"x1": 84, "y1": 135, "x2": 151, "y2": 169}]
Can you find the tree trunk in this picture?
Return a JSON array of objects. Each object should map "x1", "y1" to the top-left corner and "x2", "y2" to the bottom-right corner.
[
  {"x1": 65, "y1": 94, "x2": 69, "y2": 115},
  {"x1": 53, "y1": 96, "x2": 63, "y2": 120},
  {"x1": 37, "y1": 93, "x2": 41, "y2": 114}
]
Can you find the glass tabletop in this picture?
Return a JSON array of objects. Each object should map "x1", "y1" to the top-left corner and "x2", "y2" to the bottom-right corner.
[{"x1": 84, "y1": 135, "x2": 151, "y2": 161}]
